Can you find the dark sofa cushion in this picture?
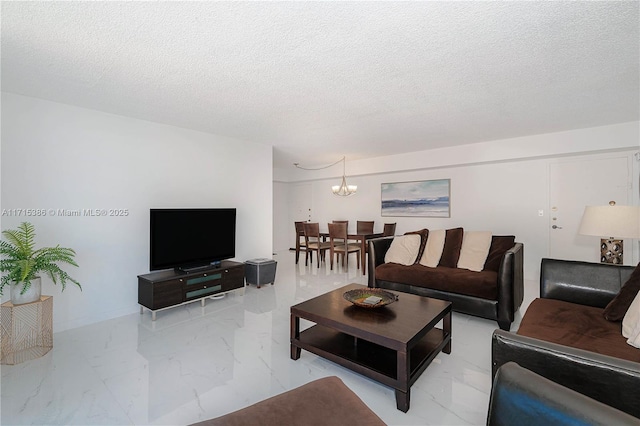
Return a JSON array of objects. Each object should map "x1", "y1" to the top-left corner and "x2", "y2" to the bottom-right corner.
[
  {"x1": 438, "y1": 227, "x2": 464, "y2": 268},
  {"x1": 404, "y1": 228, "x2": 429, "y2": 264},
  {"x1": 375, "y1": 263, "x2": 498, "y2": 300},
  {"x1": 517, "y1": 298, "x2": 640, "y2": 363},
  {"x1": 483, "y1": 236, "x2": 516, "y2": 272},
  {"x1": 603, "y1": 262, "x2": 640, "y2": 321}
]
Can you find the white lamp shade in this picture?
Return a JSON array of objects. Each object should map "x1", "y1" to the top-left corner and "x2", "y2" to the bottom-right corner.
[{"x1": 578, "y1": 205, "x2": 640, "y2": 238}]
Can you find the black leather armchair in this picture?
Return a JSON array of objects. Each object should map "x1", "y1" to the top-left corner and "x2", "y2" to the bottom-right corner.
[
  {"x1": 492, "y1": 258, "x2": 640, "y2": 418},
  {"x1": 487, "y1": 362, "x2": 640, "y2": 425}
]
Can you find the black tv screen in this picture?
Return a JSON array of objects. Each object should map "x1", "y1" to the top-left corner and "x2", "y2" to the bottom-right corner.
[{"x1": 150, "y1": 208, "x2": 236, "y2": 271}]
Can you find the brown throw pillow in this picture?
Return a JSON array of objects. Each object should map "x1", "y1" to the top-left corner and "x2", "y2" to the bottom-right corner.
[
  {"x1": 603, "y1": 262, "x2": 640, "y2": 321},
  {"x1": 483, "y1": 236, "x2": 516, "y2": 272},
  {"x1": 404, "y1": 229, "x2": 429, "y2": 264},
  {"x1": 438, "y1": 227, "x2": 464, "y2": 268}
]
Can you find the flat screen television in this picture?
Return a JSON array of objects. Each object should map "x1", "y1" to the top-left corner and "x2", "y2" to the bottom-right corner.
[{"x1": 150, "y1": 208, "x2": 236, "y2": 271}]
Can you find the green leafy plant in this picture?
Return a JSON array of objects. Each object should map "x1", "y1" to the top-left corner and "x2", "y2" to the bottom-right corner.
[{"x1": 0, "y1": 222, "x2": 81, "y2": 295}]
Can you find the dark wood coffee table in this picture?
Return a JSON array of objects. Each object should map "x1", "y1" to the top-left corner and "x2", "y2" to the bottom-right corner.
[{"x1": 290, "y1": 283, "x2": 452, "y2": 412}]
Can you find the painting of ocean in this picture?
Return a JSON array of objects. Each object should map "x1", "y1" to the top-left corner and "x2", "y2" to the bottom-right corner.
[{"x1": 381, "y1": 179, "x2": 450, "y2": 217}]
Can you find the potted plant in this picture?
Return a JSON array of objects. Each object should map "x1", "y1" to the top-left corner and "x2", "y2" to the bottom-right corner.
[{"x1": 0, "y1": 222, "x2": 81, "y2": 305}]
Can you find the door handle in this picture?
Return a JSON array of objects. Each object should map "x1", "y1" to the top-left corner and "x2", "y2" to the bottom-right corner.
[{"x1": 552, "y1": 225, "x2": 563, "y2": 229}]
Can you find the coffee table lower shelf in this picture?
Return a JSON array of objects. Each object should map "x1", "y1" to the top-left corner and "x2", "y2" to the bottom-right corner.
[{"x1": 291, "y1": 324, "x2": 451, "y2": 410}]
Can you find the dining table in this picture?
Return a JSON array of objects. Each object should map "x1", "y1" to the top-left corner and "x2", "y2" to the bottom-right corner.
[{"x1": 320, "y1": 231, "x2": 384, "y2": 275}]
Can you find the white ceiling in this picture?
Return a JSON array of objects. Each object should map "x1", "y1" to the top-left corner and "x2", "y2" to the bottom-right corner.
[{"x1": 2, "y1": 1, "x2": 638, "y2": 169}]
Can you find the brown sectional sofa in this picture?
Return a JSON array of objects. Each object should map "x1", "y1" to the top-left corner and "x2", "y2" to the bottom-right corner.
[
  {"x1": 368, "y1": 228, "x2": 524, "y2": 330},
  {"x1": 492, "y1": 258, "x2": 640, "y2": 418}
]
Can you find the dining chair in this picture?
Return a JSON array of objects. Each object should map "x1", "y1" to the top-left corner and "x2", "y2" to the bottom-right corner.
[
  {"x1": 353, "y1": 220, "x2": 375, "y2": 253},
  {"x1": 333, "y1": 220, "x2": 350, "y2": 246},
  {"x1": 294, "y1": 221, "x2": 307, "y2": 264},
  {"x1": 356, "y1": 221, "x2": 375, "y2": 234},
  {"x1": 332, "y1": 220, "x2": 349, "y2": 229},
  {"x1": 328, "y1": 222, "x2": 361, "y2": 271},
  {"x1": 303, "y1": 222, "x2": 331, "y2": 267},
  {"x1": 383, "y1": 223, "x2": 397, "y2": 237}
]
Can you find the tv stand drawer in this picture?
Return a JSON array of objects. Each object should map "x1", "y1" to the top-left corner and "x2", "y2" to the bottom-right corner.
[
  {"x1": 185, "y1": 284, "x2": 223, "y2": 300},
  {"x1": 138, "y1": 279, "x2": 183, "y2": 310},
  {"x1": 185, "y1": 272, "x2": 223, "y2": 287}
]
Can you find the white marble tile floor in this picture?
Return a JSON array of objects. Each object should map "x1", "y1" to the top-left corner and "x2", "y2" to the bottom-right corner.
[{"x1": 1, "y1": 250, "x2": 535, "y2": 425}]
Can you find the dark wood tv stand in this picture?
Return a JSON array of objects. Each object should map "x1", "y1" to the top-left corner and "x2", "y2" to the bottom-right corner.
[{"x1": 138, "y1": 260, "x2": 245, "y2": 320}]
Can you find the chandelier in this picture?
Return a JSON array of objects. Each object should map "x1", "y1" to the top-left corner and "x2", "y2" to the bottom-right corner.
[
  {"x1": 331, "y1": 157, "x2": 357, "y2": 196},
  {"x1": 294, "y1": 156, "x2": 357, "y2": 196}
]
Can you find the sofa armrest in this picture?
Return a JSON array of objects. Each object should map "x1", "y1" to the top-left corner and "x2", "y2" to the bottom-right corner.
[
  {"x1": 495, "y1": 243, "x2": 524, "y2": 330},
  {"x1": 540, "y1": 258, "x2": 634, "y2": 308},
  {"x1": 488, "y1": 362, "x2": 640, "y2": 426},
  {"x1": 367, "y1": 236, "x2": 394, "y2": 288},
  {"x1": 491, "y1": 329, "x2": 640, "y2": 418}
]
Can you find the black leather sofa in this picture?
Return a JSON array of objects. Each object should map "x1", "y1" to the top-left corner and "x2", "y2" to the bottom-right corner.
[
  {"x1": 368, "y1": 235, "x2": 524, "y2": 330},
  {"x1": 492, "y1": 258, "x2": 640, "y2": 418},
  {"x1": 487, "y1": 362, "x2": 640, "y2": 426}
]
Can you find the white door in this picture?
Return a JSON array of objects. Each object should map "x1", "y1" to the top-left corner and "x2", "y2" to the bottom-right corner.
[
  {"x1": 549, "y1": 155, "x2": 632, "y2": 263},
  {"x1": 290, "y1": 183, "x2": 312, "y2": 249}
]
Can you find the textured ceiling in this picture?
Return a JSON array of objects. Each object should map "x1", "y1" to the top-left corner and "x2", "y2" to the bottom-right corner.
[{"x1": 2, "y1": 1, "x2": 638, "y2": 168}]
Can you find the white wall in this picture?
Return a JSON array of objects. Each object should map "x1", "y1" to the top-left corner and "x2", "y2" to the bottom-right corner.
[
  {"x1": 273, "y1": 122, "x2": 640, "y2": 284},
  {"x1": 1, "y1": 93, "x2": 273, "y2": 332},
  {"x1": 275, "y1": 121, "x2": 640, "y2": 182},
  {"x1": 272, "y1": 181, "x2": 290, "y2": 253}
]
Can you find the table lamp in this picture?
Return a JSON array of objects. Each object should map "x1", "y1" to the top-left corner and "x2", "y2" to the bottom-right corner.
[{"x1": 578, "y1": 202, "x2": 640, "y2": 264}]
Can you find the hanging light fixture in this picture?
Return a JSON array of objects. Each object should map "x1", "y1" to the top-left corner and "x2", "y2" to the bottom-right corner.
[
  {"x1": 331, "y1": 156, "x2": 357, "y2": 196},
  {"x1": 293, "y1": 156, "x2": 357, "y2": 196}
]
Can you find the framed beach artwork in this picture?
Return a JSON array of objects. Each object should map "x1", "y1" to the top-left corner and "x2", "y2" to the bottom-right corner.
[{"x1": 381, "y1": 179, "x2": 450, "y2": 217}]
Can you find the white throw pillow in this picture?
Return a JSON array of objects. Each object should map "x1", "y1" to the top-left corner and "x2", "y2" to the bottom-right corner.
[
  {"x1": 456, "y1": 231, "x2": 492, "y2": 272},
  {"x1": 419, "y1": 229, "x2": 445, "y2": 268},
  {"x1": 622, "y1": 291, "x2": 640, "y2": 348},
  {"x1": 384, "y1": 234, "x2": 422, "y2": 266}
]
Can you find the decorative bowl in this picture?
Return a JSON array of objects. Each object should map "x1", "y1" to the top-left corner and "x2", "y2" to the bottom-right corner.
[{"x1": 343, "y1": 288, "x2": 398, "y2": 308}]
